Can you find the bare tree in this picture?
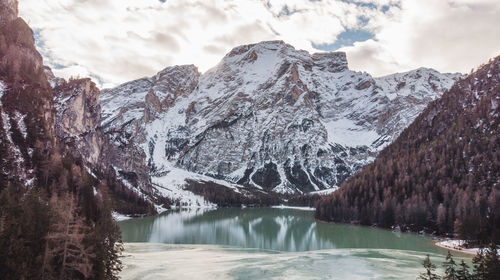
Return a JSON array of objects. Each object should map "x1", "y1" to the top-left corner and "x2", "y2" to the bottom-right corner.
[{"x1": 41, "y1": 193, "x2": 95, "y2": 279}]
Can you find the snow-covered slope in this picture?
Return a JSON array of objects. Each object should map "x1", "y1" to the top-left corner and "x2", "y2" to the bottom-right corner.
[{"x1": 100, "y1": 40, "x2": 461, "y2": 194}]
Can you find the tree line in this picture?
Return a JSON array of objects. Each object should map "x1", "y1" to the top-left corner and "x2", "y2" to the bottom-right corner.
[{"x1": 184, "y1": 179, "x2": 281, "y2": 207}]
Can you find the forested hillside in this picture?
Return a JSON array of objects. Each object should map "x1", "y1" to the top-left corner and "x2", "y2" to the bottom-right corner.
[
  {"x1": 0, "y1": 1, "x2": 122, "y2": 278},
  {"x1": 316, "y1": 56, "x2": 500, "y2": 243}
]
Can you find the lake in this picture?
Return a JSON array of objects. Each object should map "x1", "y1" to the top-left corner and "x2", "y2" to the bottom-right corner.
[{"x1": 118, "y1": 207, "x2": 469, "y2": 279}]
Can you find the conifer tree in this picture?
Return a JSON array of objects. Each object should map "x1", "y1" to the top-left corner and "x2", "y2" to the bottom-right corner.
[
  {"x1": 457, "y1": 260, "x2": 471, "y2": 280},
  {"x1": 443, "y1": 251, "x2": 458, "y2": 280},
  {"x1": 42, "y1": 193, "x2": 95, "y2": 279},
  {"x1": 420, "y1": 255, "x2": 441, "y2": 280},
  {"x1": 472, "y1": 248, "x2": 486, "y2": 280},
  {"x1": 484, "y1": 242, "x2": 500, "y2": 280}
]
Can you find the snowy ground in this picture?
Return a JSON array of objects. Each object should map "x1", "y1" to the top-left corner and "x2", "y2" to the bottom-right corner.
[
  {"x1": 435, "y1": 239, "x2": 499, "y2": 255},
  {"x1": 151, "y1": 167, "x2": 248, "y2": 209},
  {"x1": 322, "y1": 118, "x2": 380, "y2": 148},
  {"x1": 0, "y1": 80, "x2": 5, "y2": 99},
  {"x1": 310, "y1": 187, "x2": 338, "y2": 195},
  {"x1": 112, "y1": 212, "x2": 132, "y2": 222},
  {"x1": 115, "y1": 164, "x2": 337, "y2": 214},
  {"x1": 271, "y1": 205, "x2": 315, "y2": 211}
]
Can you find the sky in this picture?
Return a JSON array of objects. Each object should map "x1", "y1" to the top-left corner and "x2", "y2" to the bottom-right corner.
[{"x1": 19, "y1": 0, "x2": 500, "y2": 88}]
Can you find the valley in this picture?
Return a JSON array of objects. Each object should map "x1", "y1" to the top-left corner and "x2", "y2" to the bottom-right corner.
[{"x1": 1, "y1": 0, "x2": 499, "y2": 279}]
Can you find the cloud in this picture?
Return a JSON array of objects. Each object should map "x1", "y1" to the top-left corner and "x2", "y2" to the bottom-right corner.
[
  {"x1": 18, "y1": 0, "x2": 500, "y2": 87},
  {"x1": 342, "y1": 0, "x2": 500, "y2": 76}
]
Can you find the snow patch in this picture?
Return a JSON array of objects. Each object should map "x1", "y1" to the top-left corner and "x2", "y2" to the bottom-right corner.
[
  {"x1": 1, "y1": 111, "x2": 12, "y2": 142},
  {"x1": 25, "y1": 178, "x2": 35, "y2": 186},
  {"x1": 436, "y1": 239, "x2": 500, "y2": 255},
  {"x1": 152, "y1": 168, "x2": 219, "y2": 209},
  {"x1": 323, "y1": 118, "x2": 380, "y2": 147},
  {"x1": 310, "y1": 187, "x2": 338, "y2": 195},
  {"x1": 271, "y1": 205, "x2": 315, "y2": 211},
  {"x1": 112, "y1": 211, "x2": 132, "y2": 221},
  {"x1": 85, "y1": 166, "x2": 98, "y2": 179},
  {"x1": 0, "y1": 80, "x2": 6, "y2": 99},
  {"x1": 14, "y1": 111, "x2": 27, "y2": 139}
]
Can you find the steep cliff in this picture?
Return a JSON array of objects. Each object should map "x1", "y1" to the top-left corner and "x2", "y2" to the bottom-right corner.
[
  {"x1": 54, "y1": 77, "x2": 102, "y2": 165},
  {"x1": 50, "y1": 73, "x2": 158, "y2": 213}
]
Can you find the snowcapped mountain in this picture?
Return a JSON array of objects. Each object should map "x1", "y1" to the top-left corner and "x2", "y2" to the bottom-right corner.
[{"x1": 97, "y1": 40, "x2": 461, "y2": 196}]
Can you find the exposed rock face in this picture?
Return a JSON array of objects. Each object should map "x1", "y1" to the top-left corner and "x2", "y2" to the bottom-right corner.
[
  {"x1": 97, "y1": 65, "x2": 200, "y2": 194},
  {"x1": 53, "y1": 77, "x2": 103, "y2": 166},
  {"x1": 51, "y1": 73, "x2": 155, "y2": 195},
  {"x1": 99, "y1": 40, "x2": 462, "y2": 194}
]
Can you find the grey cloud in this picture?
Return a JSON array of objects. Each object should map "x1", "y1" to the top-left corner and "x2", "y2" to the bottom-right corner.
[
  {"x1": 198, "y1": 2, "x2": 228, "y2": 24},
  {"x1": 407, "y1": 2, "x2": 500, "y2": 73},
  {"x1": 102, "y1": 56, "x2": 170, "y2": 82},
  {"x1": 215, "y1": 22, "x2": 273, "y2": 46},
  {"x1": 342, "y1": 39, "x2": 403, "y2": 76},
  {"x1": 153, "y1": 32, "x2": 180, "y2": 52},
  {"x1": 203, "y1": 44, "x2": 226, "y2": 55}
]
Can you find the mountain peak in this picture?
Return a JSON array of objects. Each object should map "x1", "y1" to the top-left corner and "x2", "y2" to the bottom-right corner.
[
  {"x1": 226, "y1": 40, "x2": 290, "y2": 57},
  {"x1": 220, "y1": 40, "x2": 348, "y2": 75},
  {"x1": 155, "y1": 64, "x2": 200, "y2": 80}
]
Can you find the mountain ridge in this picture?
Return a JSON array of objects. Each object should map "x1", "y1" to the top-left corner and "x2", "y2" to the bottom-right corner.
[{"x1": 88, "y1": 40, "x2": 462, "y2": 204}]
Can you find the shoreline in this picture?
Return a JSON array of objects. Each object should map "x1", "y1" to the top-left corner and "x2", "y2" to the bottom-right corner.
[
  {"x1": 270, "y1": 204, "x2": 315, "y2": 211},
  {"x1": 312, "y1": 218, "x2": 479, "y2": 258},
  {"x1": 114, "y1": 204, "x2": 317, "y2": 222},
  {"x1": 433, "y1": 239, "x2": 479, "y2": 256}
]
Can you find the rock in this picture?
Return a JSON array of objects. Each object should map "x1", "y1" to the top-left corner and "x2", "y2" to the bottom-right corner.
[{"x1": 54, "y1": 78, "x2": 102, "y2": 166}]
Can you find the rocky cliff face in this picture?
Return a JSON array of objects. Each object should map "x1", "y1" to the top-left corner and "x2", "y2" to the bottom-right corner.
[
  {"x1": 49, "y1": 72, "x2": 156, "y2": 199},
  {"x1": 53, "y1": 77, "x2": 103, "y2": 166},
  {"x1": 98, "y1": 41, "x2": 461, "y2": 195}
]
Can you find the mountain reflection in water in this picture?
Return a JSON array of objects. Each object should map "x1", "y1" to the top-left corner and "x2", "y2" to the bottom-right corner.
[{"x1": 119, "y1": 208, "x2": 444, "y2": 253}]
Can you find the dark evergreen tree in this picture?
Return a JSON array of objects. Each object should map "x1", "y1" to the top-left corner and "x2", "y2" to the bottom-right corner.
[
  {"x1": 472, "y1": 248, "x2": 487, "y2": 280},
  {"x1": 443, "y1": 251, "x2": 458, "y2": 280},
  {"x1": 457, "y1": 260, "x2": 471, "y2": 280},
  {"x1": 484, "y1": 242, "x2": 500, "y2": 280},
  {"x1": 420, "y1": 255, "x2": 441, "y2": 280}
]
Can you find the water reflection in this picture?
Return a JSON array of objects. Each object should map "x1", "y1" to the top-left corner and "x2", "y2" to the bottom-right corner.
[{"x1": 118, "y1": 208, "x2": 444, "y2": 253}]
